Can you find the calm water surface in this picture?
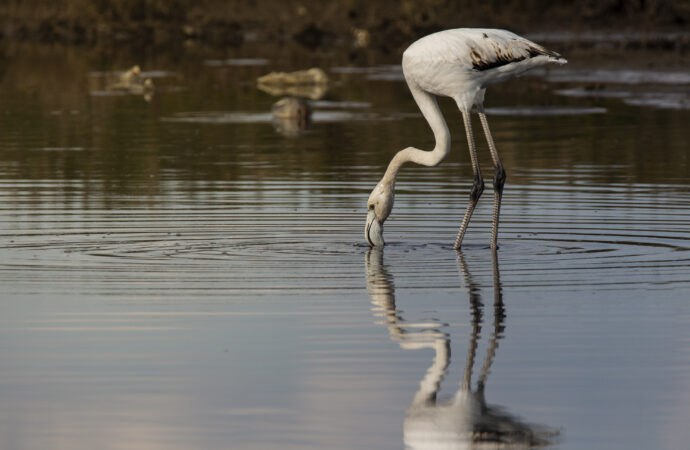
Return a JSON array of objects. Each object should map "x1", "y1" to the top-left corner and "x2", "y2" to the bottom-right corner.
[{"x1": 1, "y1": 41, "x2": 689, "y2": 449}]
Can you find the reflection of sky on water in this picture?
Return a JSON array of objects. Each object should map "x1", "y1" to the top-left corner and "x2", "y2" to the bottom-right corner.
[
  {"x1": 2, "y1": 176, "x2": 689, "y2": 449},
  {"x1": 485, "y1": 106, "x2": 607, "y2": 115},
  {"x1": 542, "y1": 68, "x2": 690, "y2": 85},
  {"x1": 160, "y1": 109, "x2": 388, "y2": 124},
  {"x1": 557, "y1": 88, "x2": 689, "y2": 110}
]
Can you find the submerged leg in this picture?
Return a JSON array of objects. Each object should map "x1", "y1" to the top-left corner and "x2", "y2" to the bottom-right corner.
[
  {"x1": 478, "y1": 111, "x2": 506, "y2": 250},
  {"x1": 454, "y1": 110, "x2": 484, "y2": 249}
]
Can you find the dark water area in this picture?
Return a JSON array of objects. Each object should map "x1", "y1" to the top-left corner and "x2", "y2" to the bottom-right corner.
[{"x1": 1, "y1": 39, "x2": 689, "y2": 449}]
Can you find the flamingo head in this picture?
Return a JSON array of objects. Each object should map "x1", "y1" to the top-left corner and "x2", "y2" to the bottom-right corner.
[{"x1": 365, "y1": 180, "x2": 395, "y2": 247}]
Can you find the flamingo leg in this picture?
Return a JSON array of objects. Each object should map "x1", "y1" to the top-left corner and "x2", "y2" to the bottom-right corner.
[
  {"x1": 454, "y1": 110, "x2": 484, "y2": 249},
  {"x1": 478, "y1": 112, "x2": 506, "y2": 250}
]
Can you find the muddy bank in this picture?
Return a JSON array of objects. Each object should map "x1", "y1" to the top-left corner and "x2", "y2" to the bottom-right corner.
[{"x1": 1, "y1": 0, "x2": 689, "y2": 52}]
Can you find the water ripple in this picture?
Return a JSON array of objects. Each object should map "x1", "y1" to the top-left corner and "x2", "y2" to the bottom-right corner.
[{"x1": 2, "y1": 177, "x2": 689, "y2": 292}]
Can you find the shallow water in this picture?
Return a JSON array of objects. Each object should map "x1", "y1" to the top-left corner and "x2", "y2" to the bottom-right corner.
[{"x1": 1, "y1": 41, "x2": 689, "y2": 449}]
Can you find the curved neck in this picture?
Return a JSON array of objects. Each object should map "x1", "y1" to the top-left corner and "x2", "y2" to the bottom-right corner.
[{"x1": 381, "y1": 85, "x2": 451, "y2": 186}]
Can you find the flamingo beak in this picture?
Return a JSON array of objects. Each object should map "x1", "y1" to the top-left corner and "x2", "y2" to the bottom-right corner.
[{"x1": 366, "y1": 209, "x2": 385, "y2": 247}]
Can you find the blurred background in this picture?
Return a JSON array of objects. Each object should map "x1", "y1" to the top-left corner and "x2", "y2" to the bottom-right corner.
[{"x1": 2, "y1": 0, "x2": 688, "y2": 50}]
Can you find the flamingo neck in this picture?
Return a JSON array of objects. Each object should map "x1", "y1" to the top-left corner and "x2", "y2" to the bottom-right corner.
[{"x1": 381, "y1": 85, "x2": 450, "y2": 187}]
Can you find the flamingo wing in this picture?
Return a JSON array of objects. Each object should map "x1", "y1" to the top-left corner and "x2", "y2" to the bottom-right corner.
[{"x1": 458, "y1": 29, "x2": 564, "y2": 71}]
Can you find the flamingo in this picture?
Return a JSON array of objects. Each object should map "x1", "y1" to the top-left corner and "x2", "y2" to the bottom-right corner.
[{"x1": 365, "y1": 28, "x2": 567, "y2": 249}]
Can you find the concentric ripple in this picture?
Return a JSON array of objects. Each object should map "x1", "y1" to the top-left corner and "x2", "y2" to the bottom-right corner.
[{"x1": 2, "y1": 174, "x2": 689, "y2": 295}]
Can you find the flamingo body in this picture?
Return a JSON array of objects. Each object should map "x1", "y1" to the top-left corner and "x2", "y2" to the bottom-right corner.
[
  {"x1": 365, "y1": 28, "x2": 566, "y2": 249},
  {"x1": 403, "y1": 29, "x2": 565, "y2": 108}
]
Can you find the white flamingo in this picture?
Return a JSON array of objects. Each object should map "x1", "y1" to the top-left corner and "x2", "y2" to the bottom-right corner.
[{"x1": 365, "y1": 28, "x2": 567, "y2": 249}]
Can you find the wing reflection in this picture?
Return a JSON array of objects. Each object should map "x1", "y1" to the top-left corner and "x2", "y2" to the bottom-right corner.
[{"x1": 365, "y1": 249, "x2": 559, "y2": 449}]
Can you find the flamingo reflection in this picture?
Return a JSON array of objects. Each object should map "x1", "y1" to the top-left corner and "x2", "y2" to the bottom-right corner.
[{"x1": 365, "y1": 249, "x2": 558, "y2": 448}]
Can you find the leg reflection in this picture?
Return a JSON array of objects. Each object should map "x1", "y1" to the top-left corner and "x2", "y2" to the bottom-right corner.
[{"x1": 365, "y1": 248, "x2": 558, "y2": 448}]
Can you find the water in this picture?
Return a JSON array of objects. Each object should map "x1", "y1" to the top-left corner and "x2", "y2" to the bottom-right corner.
[{"x1": 1, "y1": 41, "x2": 689, "y2": 449}]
